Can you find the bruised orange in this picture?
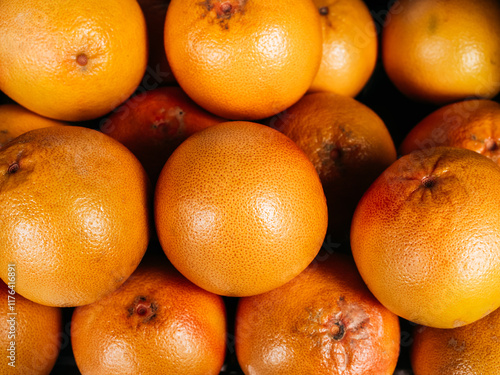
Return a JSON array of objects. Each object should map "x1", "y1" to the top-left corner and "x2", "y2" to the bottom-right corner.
[
  {"x1": 0, "y1": 126, "x2": 150, "y2": 307},
  {"x1": 400, "y1": 99, "x2": 500, "y2": 165},
  {"x1": 155, "y1": 121, "x2": 328, "y2": 297},
  {"x1": 103, "y1": 86, "x2": 225, "y2": 183},
  {"x1": 235, "y1": 252, "x2": 400, "y2": 374},
  {"x1": 164, "y1": 0, "x2": 322, "y2": 120},
  {"x1": 412, "y1": 306, "x2": 500, "y2": 374},
  {"x1": 72, "y1": 258, "x2": 226, "y2": 375},
  {"x1": 271, "y1": 92, "x2": 396, "y2": 240},
  {"x1": 351, "y1": 147, "x2": 500, "y2": 328}
]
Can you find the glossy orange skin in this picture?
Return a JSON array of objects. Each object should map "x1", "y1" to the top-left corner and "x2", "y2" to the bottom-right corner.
[
  {"x1": 351, "y1": 147, "x2": 500, "y2": 328},
  {"x1": 400, "y1": 100, "x2": 500, "y2": 165},
  {"x1": 382, "y1": 0, "x2": 500, "y2": 104},
  {"x1": 271, "y1": 92, "x2": 396, "y2": 241},
  {"x1": 137, "y1": 0, "x2": 176, "y2": 85},
  {"x1": 154, "y1": 121, "x2": 328, "y2": 297},
  {"x1": 0, "y1": 104, "x2": 63, "y2": 149},
  {"x1": 412, "y1": 307, "x2": 500, "y2": 374},
  {"x1": 0, "y1": 280, "x2": 62, "y2": 374},
  {"x1": 103, "y1": 86, "x2": 226, "y2": 183},
  {"x1": 0, "y1": 126, "x2": 150, "y2": 307},
  {"x1": 71, "y1": 259, "x2": 227, "y2": 375},
  {"x1": 0, "y1": 0, "x2": 147, "y2": 121},
  {"x1": 309, "y1": 0, "x2": 377, "y2": 97},
  {"x1": 235, "y1": 253, "x2": 400, "y2": 375},
  {"x1": 164, "y1": 0, "x2": 322, "y2": 120}
]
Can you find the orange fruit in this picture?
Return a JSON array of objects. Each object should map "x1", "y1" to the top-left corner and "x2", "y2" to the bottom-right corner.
[
  {"x1": 351, "y1": 147, "x2": 500, "y2": 328},
  {"x1": 0, "y1": 279, "x2": 62, "y2": 374},
  {"x1": 0, "y1": 0, "x2": 147, "y2": 121},
  {"x1": 309, "y1": 0, "x2": 377, "y2": 97},
  {"x1": 155, "y1": 121, "x2": 328, "y2": 297},
  {"x1": 164, "y1": 0, "x2": 322, "y2": 120},
  {"x1": 411, "y1": 306, "x2": 500, "y2": 374},
  {"x1": 71, "y1": 257, "x2": 226, "y2": 375},
  {"x1": 235, "y1": 252, "x2": 400, "y2": 374},
  {"x1": 0, "y1": 126, "x2": 150, "y2": 307},
  {"x1": 271, "y1": 92, "x2": 396, "y2": 240},
  {"x1": 137, "y1": 0, "x2": 176, "y2": 85},
  {"x1": 382, "y1": 0, "x2": 500, "y2": 104},
  {"x1": 102, "y1": 86, "x2": 225, "y2": 183},
  {"x1": 400, "y1": 99, "x2": 500, "y2": 165},
  {"x1": 0, "y1": 104, "x2": 63, "y2": 149}
]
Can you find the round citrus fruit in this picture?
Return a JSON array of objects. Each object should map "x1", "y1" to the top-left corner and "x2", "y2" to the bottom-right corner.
[
  {"x1": 235, "y1": 252, "x2": 400, "y2": 374},
  {"x1": 71, "y1": 257, "x2": 226, "y2": 375},
  {"x1": 351, "y1": 147, "x2": 500, "y2": 328},
  {"x1": 400, "y1": 99, "x2": 500, "y2": 165},
  {"x1": 102, "y1": 86, "x2": 225, "y2": 183},
  {"x1": 0, "y1": 104, "x2": 63, "y2": 149},
  {"x1": 309, "y1": 0, "x2": 377, "y2": 97},
  {"x1": 164, "y1": 0, "x2": 322, "y2": 120},
  {"x1": 137, "y1": 0, "x2": 176, "y2": 85},
  {"x1": 411, "y1": 306, "x2": 500, "y2": 374},
  {"x1": 0, "y1": 126, "x2": 150, "y2": 307},
  {"x1": 154, "y1": 121, "x2": 328, "y2": 297},
  {"x1": 0, "y1": 279, "x2": 62, "y2": 374},
  {"x1": 0, "y1": 0, "x2": 147, "y2": 121},
  {"x1": 382, "y1": 0, "x2": 500, "y2": 104},
  {"x1": 271, "y1": 92, "x2": 396, "y2": 241}
]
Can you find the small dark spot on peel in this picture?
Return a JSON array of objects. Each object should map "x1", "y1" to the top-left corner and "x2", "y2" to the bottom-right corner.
[
  {"x1": 428, "y1": 14, "x2": 438, "y2": 34},
  {"x1": 7, "y1": 162, "x2": 19, "y2": 174},
  {"x1": 421, "y1": 175, "x2": 436, "y2": 189},
  {"x1": 76, "y1": 53, "x2": 88, "y2": 66},
  {"x1": 319, "y1": 6, "x2": 329, "y2": 16},
  {"x1": 484, "y1": 138, "x2": 498, "y2": 151}
]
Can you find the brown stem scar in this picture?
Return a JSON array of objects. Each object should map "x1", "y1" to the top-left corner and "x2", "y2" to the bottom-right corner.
[
  {"x1": 220, "y1": 2, "x2": 232, "y2": 13},
  {"x1": 319, "y1": 6, "x2": 329, "y2": 15},
  {"x1": 485, "y1": 138, "x2": 498, "y2": 151},
  {"x1": 76, "y1": 53, "x2": 88, "y2": 66},
  {"x1": 421, "y1": 175, "x2": 436, "y2": 188},
  {"x1": 331, "y1": 321, "x2": 346, "y2": 340},
  {"x1": 7, "y1": 162, "x2": 19, "y2": 174}
]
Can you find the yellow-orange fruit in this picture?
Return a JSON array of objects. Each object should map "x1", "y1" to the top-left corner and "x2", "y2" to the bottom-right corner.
[
  {"x1": 0, "y1": 104, "x2": 63, "y2": 149},
  {"x1": 235, "y1": 253, "x2": 400, "y2": 374},
  {"x1": 72, "y1": 259, "x2": 226, "y2": 375},
  {"x1": 164, "y1": 0, "x2": 322, "y2": 120},
  {"x1": 351, "y1": 147, "x2": 500, "y2": 328},
  {"x1": 0, "y1": 0, "x2": 147, "y2": 121},
  {"x1": 382, "y1": 0, "x2": 500, "y2": 104},
  {"x1": 309, "y1": 0, "x2": 377, "y2": 97},
  {"x1": 412, "y1": 307, "x2": 500, "y2": 374},
  {"x1": 155, "y1": 121, "x2": 328, "y2": 296},
  {"x1": 400, "y1": 99, "x2": 500, "y2": 165},
  {"x1": 0, "y1": 279, "x2": 62, "y2": 374},
  {"x1": 0, "y1": 126, "x2": 150, "y2": 307}
]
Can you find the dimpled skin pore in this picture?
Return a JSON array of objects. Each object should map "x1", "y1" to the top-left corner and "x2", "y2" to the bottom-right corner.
[
  {"x1": 0, "y1": 126, "x2": 150, "y2": 307},
  {"x1": 351, "y1": 147, "x2": 500, "y2": 329},
  {"x1": 400, "y1": 99, "x2": 500, "y2": 165},
  {"x1": 412, "y1": 306, "x2": 500, "y2": 375},
  {"x1": 71, "y1": 261, "x2": 226, "y2": 375},
  {"x1": 154, "y1": 121, "x2": 328, "y2": 297},
  {"x1": 0, "y1": 280, "x2": 62, "y2": 374},
  {"x1": 235, "y1": 253, "x2": 400, "y2": 375},
  {"x1": 382, "y1": 0, "x2": 500, "y2": 104},
  {"x1": 164, "y1": 0, "x2": 323, "y2": 120}
]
